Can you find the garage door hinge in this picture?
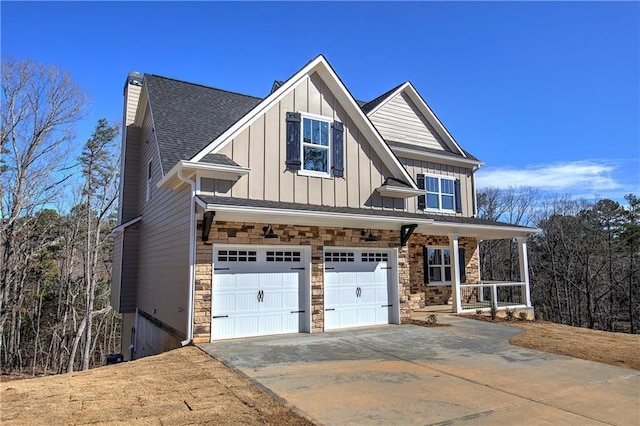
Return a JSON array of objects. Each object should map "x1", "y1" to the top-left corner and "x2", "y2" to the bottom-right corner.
[
  {"x1": 214, "y1": 267, "x2": 230, "y2": 271},
  {"x1": 381, "y1": 267, "x2": 392, "y2": 270},
  {"x1": 325, "y1": 267, "x2": 335, "y2": 270},
  {"x1": 382, "y1": 304, "x2": 393, "y2": 308},
  {"x1": 212, "y1": 315, "x2": 229, "y2": 319},
  {"x1": 290, "y1": 310, "x2": 305, "y2": 314},
  {"x1": 325, "y1": 308, "x2": 335, "y2": 311},
  {"x1": 290, "y1": 267, "x2": 305, "y2": 270}
]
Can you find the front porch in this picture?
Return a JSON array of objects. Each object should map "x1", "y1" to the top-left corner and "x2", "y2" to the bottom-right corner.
[{"x1": 408, "y1": 234, "x2": 533, "y2": 315}]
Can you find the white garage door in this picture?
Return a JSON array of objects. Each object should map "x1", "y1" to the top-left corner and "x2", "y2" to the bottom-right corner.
[
  {"x1": 324, "y1": 249, "x2": 396, "y2": 330},
  {"x1": 211, "y1": 247, "x2": 309, "y2": 340}
]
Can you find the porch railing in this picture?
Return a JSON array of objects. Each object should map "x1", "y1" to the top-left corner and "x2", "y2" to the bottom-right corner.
[{"x1": 460, "y1": 282, "x2": 528, "y2": 311}]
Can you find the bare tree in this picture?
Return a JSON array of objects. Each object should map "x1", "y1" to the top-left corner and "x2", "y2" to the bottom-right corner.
[{"x1": 1, "y1": 58, "x2": 87, "y2": 370}]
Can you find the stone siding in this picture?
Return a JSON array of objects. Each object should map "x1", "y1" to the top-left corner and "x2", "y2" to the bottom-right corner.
[{"x1": 193, "y1": 221, "x2": 479, "y2": 343}]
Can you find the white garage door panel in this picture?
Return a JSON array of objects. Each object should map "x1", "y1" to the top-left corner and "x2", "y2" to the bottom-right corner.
[
  {"x1": 324, "y1": 249, "x2": 394, "y2": 330},
  {"x1": 212, "y1": 247, "x2": 307, "y2": 340}
]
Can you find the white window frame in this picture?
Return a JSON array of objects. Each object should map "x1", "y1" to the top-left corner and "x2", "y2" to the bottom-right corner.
[
  {"x1": 299, "y1": 112, "x2": 332, "y2": 178},
  {"x1": 426, "y1": 246, "x2": 452, "y2": 286},
  {"x1": 424, "y1": 173, "x2": 455, "y2": 212},
  {"x1": 146, "y1": 160, "x2": 153, "y2": 202}
]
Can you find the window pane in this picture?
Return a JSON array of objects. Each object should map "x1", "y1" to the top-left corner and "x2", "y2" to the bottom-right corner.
[
  {"x1": 319, "y1": 121, "x2": 329, "y2": 146},
  {"x1": 443, "y1": 249, "x2": 451, "y2": 265},
  {"x1": 428, "y1": 248, "x2": 441, "y2": 265},
  {"x1": 442, "y1": 195, "x2": 454, "y2": 210},
  {"x1": 303, "y1": 118, "x2": 312, "y2": 143},
  {"x1": 441, "y1": 179, "x2": 454, "y2": 194},
  {"x1": 427, "y1": 193, "x2": 439, "y2": 209},
  {"x1": 312, "y1": 120, "x2": 320, "y2": 144},
  {"x1": 429, "y1": 267, "x2": 442, "y2": 282},
  {"x1": 426, "y1": 176, "x2": 439, "y2": 192},
  {"x1": 303, "y1": 147, "x2": 327, "y2": 172},
  {"x1": 444, "y1": 266, "x2": 451, "y2": 282}
]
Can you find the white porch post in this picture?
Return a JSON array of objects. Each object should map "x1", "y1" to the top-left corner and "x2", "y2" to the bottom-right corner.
[
  {"x1": 450, "y1": 233, "x2": 462, "y2": 313},
  {"x1": 517, "y1": 237, "x2": 532, "y2": 307}
]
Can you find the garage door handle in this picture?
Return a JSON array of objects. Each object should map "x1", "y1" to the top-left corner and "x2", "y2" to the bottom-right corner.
[
  {"x1": 325, "y1": 308, "x2": 335, "y2": 311},
  {"x1": 212, "y1": 315, "x2": 229, "y2": 319},
  {"x1": 356, "y1": 287, "x2": 362, "y2": 297},
  {"x1": 257, "y1": 290, "x2": 264, "y2": 302},
  {"x1": 290, "y1": 310, "x2": 305, "y2": 314}
]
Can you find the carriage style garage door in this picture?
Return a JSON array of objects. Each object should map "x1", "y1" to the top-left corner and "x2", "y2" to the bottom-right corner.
[
  {"x1": 324, "y1": 248, "x2": 398, "y2": 330},
  {"x1": 211, "y1": 246, "x2": 310, "y2": 340}
]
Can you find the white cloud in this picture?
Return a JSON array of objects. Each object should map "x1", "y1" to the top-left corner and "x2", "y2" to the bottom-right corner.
[{"x1": 476, "y1": 160, "x2": 636, "y2": 200}]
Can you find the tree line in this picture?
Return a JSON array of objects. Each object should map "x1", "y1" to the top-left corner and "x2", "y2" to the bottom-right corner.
[
  {"x1": 1, "y1": 58, "x2": 121, "y2": 374},
  {"x1": 478, "y1": 188, "x2": 639, "y2": 333}
]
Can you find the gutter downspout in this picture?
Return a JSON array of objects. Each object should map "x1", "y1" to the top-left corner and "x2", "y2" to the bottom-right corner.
[
  {"x1": 177, "y1": 168, "x2": 196, "y2": 346},
  {"x1": 471, "y1": 164, "x2": 481, "y2": 217}
]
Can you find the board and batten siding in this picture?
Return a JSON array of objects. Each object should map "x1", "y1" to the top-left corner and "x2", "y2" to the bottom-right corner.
[
  {"x1": 369, "y1": 91, "x2": 447, "y2": 151},
  {"x1": 205, "y1": 72, "x2": 405, "y2": 212},
  {"x1": 400, "y1": 157, "x2": 474, "y2": 217},
  {"x1": 133, "y1": 105, "x2": 191, "y2": 335}
]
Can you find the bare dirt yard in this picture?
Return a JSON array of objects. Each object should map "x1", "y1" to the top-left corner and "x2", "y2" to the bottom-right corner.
[
  {"x1": 2, "y1": 320, "x2": 638, "y2": 425},
  {"x1": 0, "y1": 346, "x2": 312, "y2": 425},
  {"x1": 460, "y1": 315, "x2": 640, "y2": 370}
]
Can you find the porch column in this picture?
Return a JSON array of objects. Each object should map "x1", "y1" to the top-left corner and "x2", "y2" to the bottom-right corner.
[
  {"x1": 517, "y1": 237, "x2": 532, "y2": 307},
  {"x1": 450, "y1": 233, "x2": 462, "y2": 313}
]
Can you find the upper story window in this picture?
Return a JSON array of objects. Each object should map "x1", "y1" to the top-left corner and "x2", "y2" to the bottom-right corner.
[
  {"x1": 417, "y1": 173, "x2": 461, "y2": 213},
  {"x1": 426, "y1": 175, "x2": 454, "y2": 211},
  {"x1": 301, "y1": 114, "x2": 331, "y2": 177},
  {"x1": 285, "y1": 112, "x2": 343, "y2": 178},
  {"x1": 146, "y1": 160, "x2": 153, "y2": 202}
]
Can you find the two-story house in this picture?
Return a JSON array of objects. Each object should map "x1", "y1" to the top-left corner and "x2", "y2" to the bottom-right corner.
[{"x1": 111, "y1": 55, "x2": 536, "y2": 359}]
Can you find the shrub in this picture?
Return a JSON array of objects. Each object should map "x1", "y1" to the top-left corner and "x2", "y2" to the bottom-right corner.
[
  {"x1": 505, "y1": 308, "x2": 515, "y2": 321},
  {"x1": 518, "y1": 311, "x2": 528, "y2": 321},
  {"x1": 490, "y1": 304, "x2": 498, "y2": 320},
  {"x1": 476, "y1": 309, "x2": 483, "y2": 316},
  {"x1": 425, "y1": 314, "x2": 438, "y2": 325}
]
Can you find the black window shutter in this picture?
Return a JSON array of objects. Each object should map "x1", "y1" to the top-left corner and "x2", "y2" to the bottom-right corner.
[
  {"x1": 458, "y1": 247, "x2": 466, "y2": 283},
  {"x1": 454, "y1": 179, "x2": 462, "y2": 213},
  {"x1": 285, "y1": 112, "x2": 301, "y2": 170},
  {"x1": 332, "y1": 121, "x2": 344, "y2": 177},
  {"x1": 423, "y1": 245, "x2": 429, "y2": 284},
  {"x1": 417, "y1": 174, "x2": 425, "y2": 210}
]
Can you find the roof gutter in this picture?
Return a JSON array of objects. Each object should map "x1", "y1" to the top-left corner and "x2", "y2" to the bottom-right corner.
[
  {"x1": 177, "y1": 169, "x2": 196, "y2": 347},
  {"x1": 157, "y1": 160, "x2": 250, "y2": 189}
]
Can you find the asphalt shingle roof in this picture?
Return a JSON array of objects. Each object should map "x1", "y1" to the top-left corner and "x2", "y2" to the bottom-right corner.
[
  {"x1": 361, "y1": 83, "x2": 405, "y2": 114},
  {"x1": 197, "y1": 195, "x2": 531, "y2": 229},
  {"x1": 200, "y1": 153, "x2": 241, "y2": 167},
  {"x1": 145, "y1": 75, "x2": 263, "y2": 173}
]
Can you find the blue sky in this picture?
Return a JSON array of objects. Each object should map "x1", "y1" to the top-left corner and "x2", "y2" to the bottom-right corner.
[{"x1": 2, "y1": 1, "x2": 638, "y2": 203}]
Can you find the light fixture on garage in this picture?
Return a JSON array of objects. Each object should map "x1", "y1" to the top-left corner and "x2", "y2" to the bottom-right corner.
[
  {"x1": 361, "y1": 229, "x2": 377, "y2": 242},
  {"x1": 262, "y1": 224, "x2": 278, "y2": 239}
]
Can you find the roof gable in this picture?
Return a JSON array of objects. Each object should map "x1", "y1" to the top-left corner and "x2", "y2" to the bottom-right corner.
[
  {"x1": 190, "y1": 55, "x2": 418, "y2": 190},
  {"x1": 144, "y1": 75, "x2": 262, "y2": 174},
  {"x1": 366, "y1": 82, "x2": 474, "y2": 160}
]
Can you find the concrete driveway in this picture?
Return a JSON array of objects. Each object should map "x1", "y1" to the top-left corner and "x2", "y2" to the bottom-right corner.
[{"x1": 199, "y1": 316, "x2": 639, "y2": 425}]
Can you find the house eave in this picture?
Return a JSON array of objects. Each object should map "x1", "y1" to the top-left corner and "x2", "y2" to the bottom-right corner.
[
  {"x1": 376, "y1": 185, "x2": 425, "y2": 198},
  {"x1": 199, "y1": 200, "x2": 539, "y2": 239},
  {"x1": 157, "y1": 160, "x2": 250, "y2": 190},
  {"x1": 391, "y1": 146, "x2": 484, "y2": 168}
]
